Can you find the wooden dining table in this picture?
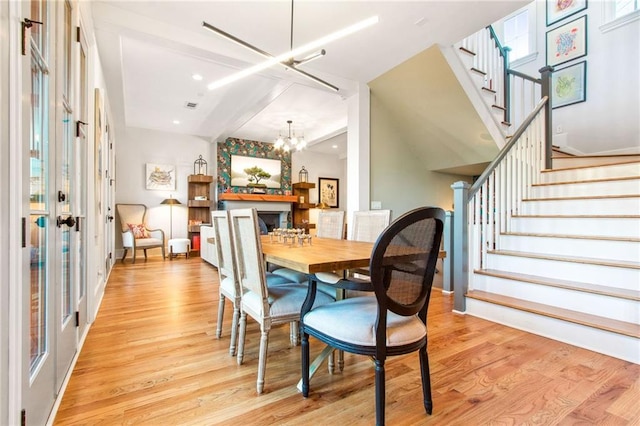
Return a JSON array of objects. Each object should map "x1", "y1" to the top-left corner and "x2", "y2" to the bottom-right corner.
[
  {"x1": 260, "y1": 235, "x2": 446, "y2": 391},
  {"x1": 261, "y1": 235, "x2": 375, "y2": 274}
]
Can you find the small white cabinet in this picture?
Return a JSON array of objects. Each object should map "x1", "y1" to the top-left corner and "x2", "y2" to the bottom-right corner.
[{"x1": 199, "y1": 225, "x2": 218, "y2": 267}]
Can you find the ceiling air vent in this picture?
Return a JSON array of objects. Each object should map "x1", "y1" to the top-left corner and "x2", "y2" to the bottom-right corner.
[{"x1": 184, "y1": 101, "x2": 198, "y2": 110}]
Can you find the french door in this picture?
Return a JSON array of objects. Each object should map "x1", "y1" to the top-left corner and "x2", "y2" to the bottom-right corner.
[{"x1": 22, "y1": 0, "x2": 85, "y2": 423}]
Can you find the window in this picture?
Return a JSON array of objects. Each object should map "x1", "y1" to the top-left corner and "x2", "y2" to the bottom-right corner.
[
  {"x1": 615, "y1": 0, "x2": 638, "y2": 18},
  {"x1": 602, "y1": 0, "x2": 640, "y2": 32},
  {"x1": 504, "y1": 10, "x2": 529, "y2": 61}
]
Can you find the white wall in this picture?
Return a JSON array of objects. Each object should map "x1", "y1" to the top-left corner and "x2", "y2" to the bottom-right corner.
[
  {"x1": 507, "y1": 1, "x2": 640, "y2": 154},
  {"x1": 114, "y1": 127, "x2": 212, "y2": 248}
]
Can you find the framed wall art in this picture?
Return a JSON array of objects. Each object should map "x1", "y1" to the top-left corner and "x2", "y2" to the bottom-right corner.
[
  {"x1": 146, "y1": 163, "x2": 176, "y2": 190},
  {"x1": 552, "y1": 61, "x2": 586, "y2": 108},
  {"x1": 318, "y1": 177, "x2": 339, "y2": 208},
  {"x1": 546, "y1": 0, "x2": 587, "y2": 26},
  {"x1": 230, "y1": 155, "x2": 282, "y2": 189},
  {"x1": 546, "y1": 15, "x2": 587, "y2": 67}
]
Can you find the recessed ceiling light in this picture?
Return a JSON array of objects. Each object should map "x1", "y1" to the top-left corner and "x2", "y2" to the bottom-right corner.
[
  {"x1": 192, "y1": 74, "x2": 203, "y2": 81},
  {"x1": 332, "y1": 145, "x2": 338, "y2": 149},
  {"x1": 173, "y1": 120, "x2": 181, "y2": 124}
]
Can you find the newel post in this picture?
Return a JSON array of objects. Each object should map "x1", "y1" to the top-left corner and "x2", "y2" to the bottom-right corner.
[
  {"x1": 539, "y1": 65, "x2": 554, "y2": 170},
  {"x1": 451, "y1": 181, "x2": 470, "y2": 313}
]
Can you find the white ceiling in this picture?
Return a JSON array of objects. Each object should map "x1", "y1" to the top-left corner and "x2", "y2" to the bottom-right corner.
[{"x1": 91, "y1": 1, "x2": 527, "y2": 157}]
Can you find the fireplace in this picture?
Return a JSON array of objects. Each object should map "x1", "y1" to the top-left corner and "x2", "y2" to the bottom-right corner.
[
  {"x1": 219, "y1": 197, "x2": 293, "y2": 230},
  {"x1": 258, "y1": 213, "x2": 282, "y2": 232}
]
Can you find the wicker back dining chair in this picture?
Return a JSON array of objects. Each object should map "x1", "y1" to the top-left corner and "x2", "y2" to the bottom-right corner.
[
  {"x1": 300, "y1": 206, "x2": 445, "y2": 426},
  {"x1": 316, "y1": 210, "x2": 346, "y2": 239}
]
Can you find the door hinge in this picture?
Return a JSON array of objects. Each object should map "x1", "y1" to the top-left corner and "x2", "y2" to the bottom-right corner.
[
  {"x1": 76, "y1": 26, "x2": 80, "y2": 42},
  {"x1": 109, "y1": 252, "x2": 112, "y2": 260},
  {"x1": 75, "y1": 311, "x2": 80, "y2": 327},
  {"x1": 21, "y1": 218, "x2": 26, "y2": 248},
  {"x1": 21, "y1": 409, "x2": 26, "y2": 426}
]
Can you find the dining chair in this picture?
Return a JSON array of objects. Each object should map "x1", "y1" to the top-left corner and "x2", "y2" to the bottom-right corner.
[
  {"x1": 115, "y1": 203, "x2": 165, "y2": 263},
  {"x1": 300, "y1": 206, "x2": 445, "y2": 425},
  {"x1": 212, "y1": 210, "x2": 292, "y2": 356},
  {"x1": 315, "y1": 209, "x2": 392, "y2": 285},
  {"x1": 230, "y1": 208, "x2": 334, "y2": 394},
  {"x1": 316, "y1": 210, "x2": 346, "y2": 239}
]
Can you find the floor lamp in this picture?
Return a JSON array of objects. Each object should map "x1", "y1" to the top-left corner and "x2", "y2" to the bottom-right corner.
[{"x1": 161, "y1": 196, "x2": 182, "y2": 240}]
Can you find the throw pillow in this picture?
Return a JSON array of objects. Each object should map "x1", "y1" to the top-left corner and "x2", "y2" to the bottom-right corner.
[{"x1": 127, "y1": 223, "x2": 149, "y2": 239}]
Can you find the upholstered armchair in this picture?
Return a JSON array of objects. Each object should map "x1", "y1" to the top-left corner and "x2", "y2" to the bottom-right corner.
[{"x1": 116, "y1": 203, "x2": 166, "y2": 263}]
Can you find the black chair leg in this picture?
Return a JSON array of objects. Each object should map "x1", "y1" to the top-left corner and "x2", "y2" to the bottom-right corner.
[
  {"x1": 301, "y1": 330, "x2": 310, "y2": 397},
  {"x1": 419, "y1": 346, "x2": 433, "y2": 415},
  {"x1": 374, "y1": 358, "x2": 385, "y2": 426}
]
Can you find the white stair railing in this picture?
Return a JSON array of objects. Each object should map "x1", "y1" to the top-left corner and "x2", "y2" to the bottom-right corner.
[
  {"x1": 451, "y1": 97, "x2": 551, "y2": 312},
  {"x1": 457, "y1": 26, "x2": 545, "y2": 133}
]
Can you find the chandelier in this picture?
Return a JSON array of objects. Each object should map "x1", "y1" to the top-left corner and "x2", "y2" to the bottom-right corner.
[{"x1": 274, "y1": 120, "x2": 306, "y2": 152}]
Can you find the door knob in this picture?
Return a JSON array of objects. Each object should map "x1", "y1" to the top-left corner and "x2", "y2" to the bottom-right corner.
[{"x1": 57, "y1": 215, "x2": 76, "y2": 228}]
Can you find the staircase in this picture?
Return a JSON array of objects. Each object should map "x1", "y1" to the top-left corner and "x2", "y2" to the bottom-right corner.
[
  {"x1": 465, "y1": 156, "x2": 640, "y2": 363},
  {"x1": 448, "y1": 26, "x2": 640, "y2": 363}
]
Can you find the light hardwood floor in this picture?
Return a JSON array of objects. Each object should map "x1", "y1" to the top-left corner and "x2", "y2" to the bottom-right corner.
[{"x1": 54, "y1": 257, "x2": 640, "y2": 425}]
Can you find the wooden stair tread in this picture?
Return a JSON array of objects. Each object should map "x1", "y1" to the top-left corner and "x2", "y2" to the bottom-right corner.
[
  {"x1": 501, "y1": 231, "x2": 640, "y2": 243},
  {"x1": 470, "y1": 67, "x2": 486, "y2": 75},
  {"x1": 487, "y1": 249, "x2": 640, "y2": 270},
  {"x1": 533, "y1": 176, "x2": 640, "y2": 186},
  {"x1": 543, "y1": 159, "x2": 640, "y2": 173},
  {"x1": 475, "y1": 268, "x2": 640, "y2": 301},
  {"x1": 458, "y1": 46, "x2": 476, "y2": 56},
  {"x1": 513, "y1": 214, "x2": 640, "y2": 219},
  {"x1": 481, "y1": 86, "x2": 496, "y2": 94},
  {"x1": 491, "y1": 104, "x2": 506, "y2": 111},
  {"x1": 523, "y1": 194, "x2": 640, "y2": 201},
  {"x1": 466, "y1": 290, "x2": 640, "y2": 338}
]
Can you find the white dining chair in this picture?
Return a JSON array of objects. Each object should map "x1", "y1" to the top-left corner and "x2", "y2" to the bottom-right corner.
[
  {"x1": 212, "y1": 210, "x2": 291, "y2": 356},
  {"x1": 230, "y1": 208, "x2": 334, "y2": 394}
]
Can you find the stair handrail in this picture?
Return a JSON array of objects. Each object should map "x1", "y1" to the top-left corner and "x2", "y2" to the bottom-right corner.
[
  {"x1": 487, "y1": 25, "x2": 511, "y2": 124},
  {"x1": 468, "y1": 97, "x2": 549, "y2": 199},
  {"x1": 451, "y1": 92, "x2": 552, "y2": 313}
]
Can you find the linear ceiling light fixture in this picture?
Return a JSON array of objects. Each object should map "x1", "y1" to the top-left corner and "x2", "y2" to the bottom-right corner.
[{"x1": 202, "y1": 2, "x2": 378, "y2": 92}]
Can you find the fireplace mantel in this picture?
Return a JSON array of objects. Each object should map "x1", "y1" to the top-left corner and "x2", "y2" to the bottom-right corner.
[
  {"x1": 218, "y1": 193, "x2": 297, "y2": 203},
  {"x1": 218, "y1": 193, "x2": 296, "y2": 229}
]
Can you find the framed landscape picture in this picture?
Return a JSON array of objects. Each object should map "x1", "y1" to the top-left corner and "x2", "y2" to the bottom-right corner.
[
  {"x1": 546, "y1": 0, "x2": 587, "y2": 26},
  {"x1": 546, "y1": 16, "x2": 587, "y2": 67},
  {"x1": 230, "y1": 155, "x2": 282, "y2": 189},
  {"x1": 552, "y1": 61, "x2": 586, "y2": 108},
  {"x1": 318, "y1": 177, "x2": 339, "y2": 208}
]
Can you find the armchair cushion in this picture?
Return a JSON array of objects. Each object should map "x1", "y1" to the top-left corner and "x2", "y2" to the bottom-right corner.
[{"x1": 127, "y1": 223, "x2": 150, "y2": 239}]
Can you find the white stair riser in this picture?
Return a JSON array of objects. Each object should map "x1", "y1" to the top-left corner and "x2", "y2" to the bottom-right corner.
[
  {"x1": 469, "y1": 71, "x2": 487, "y2": 89},
  {"x1": 541, "y1": 162, "x2": 640, "y2": 183},
  {"x1": 473, "y1": 274, "x2": 639, "y2": 323},
  {"x1": 498, "y1": 235, "x2": 640, "y2": 262},
  {"x1": 519, "y1": 198, "x2": 640, "y2": 215},
  {"x1": 485, "y1": 253, "x2": 640, "y2": 290},
  {"x1": 531, "y1": 179, "x2": 640, "y2": 198},
  {"x1": 456, "y1": 50, "x2": 475, "y2": 70},
  {"x1": 465, "y1": 299, "x2": 640, "y2": 364},
  {"x1": 510, "y1": 217, "x2": 639, "y2": 238}
]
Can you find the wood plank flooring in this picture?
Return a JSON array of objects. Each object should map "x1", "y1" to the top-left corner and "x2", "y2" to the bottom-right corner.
[{"x1": 54, "y1": 257, "x2": 640, "y2": 425}]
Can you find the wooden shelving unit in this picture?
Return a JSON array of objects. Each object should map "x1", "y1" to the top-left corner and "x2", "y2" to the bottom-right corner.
[
  {"x1": 187, "y1": 174, "x2": 213, "y2": 255},
  {"x1": 292, "y1": 182, "x2": 315, "y2": 229}
]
